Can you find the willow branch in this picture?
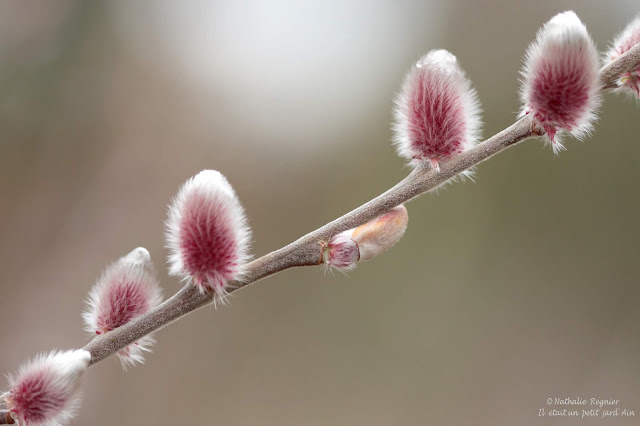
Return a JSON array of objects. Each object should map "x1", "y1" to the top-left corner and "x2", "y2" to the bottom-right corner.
[
  {"x1": 82, "y1": 45, "x2": 640, "y2": 367},
  {"x1": 600, "y1": 42, "x2": 640, "y2": 89}
]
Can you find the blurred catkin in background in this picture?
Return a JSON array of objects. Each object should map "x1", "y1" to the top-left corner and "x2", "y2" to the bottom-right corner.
[{"x1": 1, "y1": 1, "x2": 639, "y2": 425}]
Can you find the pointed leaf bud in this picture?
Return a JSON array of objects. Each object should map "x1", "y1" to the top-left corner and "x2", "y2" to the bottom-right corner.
[
  {"x1": 166, "y1": 170, "x2": 251, "y2": 298},
  {"x1": 323, "y1": 205, "x2": 409, "y2": 271},
  {"x1": 606, "y1": 16, "x2": 640, "y2": 97},
  {"x1": 393, "y1": 49, "x2": 482, "y2": 171},
  {"x1": 83, "y1": 247, "x2": 163, "y2": 369},
  {"x1": 3, "y1": 350, "x2": 90, "y2": 426},
  {"x1": 520, "y1": 11, "x2": 601, "y2": 151}
]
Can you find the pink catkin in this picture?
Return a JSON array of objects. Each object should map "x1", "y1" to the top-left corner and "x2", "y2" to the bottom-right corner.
[
  {"x1": 607, "y1": 16, "x2": 640, "y2": 97},
  {"x1": 166, "y1": 170, "x2": 251, "y2": 297},
  {"x1": 407, "y1": 71, "x2": 466, "y2": 159},
  {"x1": 83, "y1": 248, "x2": 162, "y2": 368},
  {"x1": 96, "y1": 279, "x2": 151, "y2": 331},
  {"x1": 520, "y1": 11, "x2": 601, "y2": 150},
  {"x1": 529, "y1": 50, "x2": 591, "y2": 139},
  {"x1": 179, "y1": 192, "x2": 239, "y2": 290},
  {"x1": 5, "y1": 350, "x2": 90, "y2": 426},
  {"x1": 394, "y1": 50, "x2": 482, "y2": 169},
  {"x1": 10, "y1": 369, "x2": 65, "y2": 423}
]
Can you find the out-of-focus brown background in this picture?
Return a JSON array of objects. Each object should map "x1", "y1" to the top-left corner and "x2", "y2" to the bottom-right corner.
[{"x1": 1, "y1": 1, "x2": 638, "y2": 425}]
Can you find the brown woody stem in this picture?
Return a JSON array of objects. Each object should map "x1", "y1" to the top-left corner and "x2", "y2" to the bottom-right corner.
[{"x1": 76, "y1": 43, "x2": 640, "y2": 366}]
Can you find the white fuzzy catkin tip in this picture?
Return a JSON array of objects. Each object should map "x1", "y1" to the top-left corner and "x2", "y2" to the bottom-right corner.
[
  {"x1": 166, "y1": 170, "x2": 251, "y2": 298},
  {"x1": 3, "y1": 350, "x2": 90, "y2": 426},
  {"x1": 324, "y1": 205, "x2": 409, "y2": 271},
  {"x1": 393, "y1": 49, "x2": 482, "y2": 169},
  {"x1": 606, "y1": 16, "x2": 640, "y2": 97},
  {"x1": 83, "y1": 247, "x2": 163, "y2": 369},
  {"x1": 520, "y1": 11, "x2": 601, "y2": 152}
]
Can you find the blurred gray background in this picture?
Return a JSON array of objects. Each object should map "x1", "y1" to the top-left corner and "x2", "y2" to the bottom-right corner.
[{"x1": 1, "y1": 1, "x2": 639, "y2": 425}]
